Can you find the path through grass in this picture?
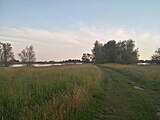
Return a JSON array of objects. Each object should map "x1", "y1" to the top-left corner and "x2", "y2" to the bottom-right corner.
[
  {"x1": 0, "y1": 64, "x2": 159, "y2": 120},
  {"x1": 95, "y1": 65, "x2": 157, "y2": 120}
]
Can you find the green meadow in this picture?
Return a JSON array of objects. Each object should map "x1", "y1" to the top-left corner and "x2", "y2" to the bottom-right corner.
[{"x1": 0, "y1": 64, "x2": 160, "y2": 120}]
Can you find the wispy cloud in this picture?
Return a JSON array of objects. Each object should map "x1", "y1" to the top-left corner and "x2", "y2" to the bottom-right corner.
[{"x1": 0, "y1": 26, "x2": 159, "y2": 60}]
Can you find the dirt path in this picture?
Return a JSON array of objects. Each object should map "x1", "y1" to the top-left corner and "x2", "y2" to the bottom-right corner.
[{"x1": 95, "y1": 66, "x2": 156, "y2": 120}]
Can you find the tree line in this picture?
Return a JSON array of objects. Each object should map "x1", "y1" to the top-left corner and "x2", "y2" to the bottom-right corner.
[
  {"x1": 0, "y1": 42, "x2": 36, "y2": 67},
  {"x1": 0, "y1": 40, "x2": 160, "y2": 67},
  {"x1": 82, "y1": 39, "x2": 160, "y2": 64}
]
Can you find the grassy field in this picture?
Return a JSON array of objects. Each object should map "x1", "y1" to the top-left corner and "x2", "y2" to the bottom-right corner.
[
  {"x1": 0, "y1": 64, "x2": 160, "y2": 120},
  {"x1": 0, "y1": 65, "x2": 103, "y2": 120},
  {"x1": 100, "y1": 64, "x2": 160, "y2": 120}
]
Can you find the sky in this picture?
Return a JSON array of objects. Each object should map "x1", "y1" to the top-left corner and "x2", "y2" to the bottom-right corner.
[{"x1": 0, "y1": 0, "x2": 160, "y2": 61}]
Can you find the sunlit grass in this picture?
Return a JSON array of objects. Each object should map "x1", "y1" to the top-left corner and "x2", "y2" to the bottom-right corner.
[
  {"x1": 102, "y1": 64, "x2": 160, "y2": 82},
  {"x1": 101, "y1": 64, "x2": 160, "y2": 120},
  {"x1": 0, "y1": 64, "x2": 103, "y2": 120},
  {"x1": 1, "y1": 64, "x2": 159, "y2": 119}
]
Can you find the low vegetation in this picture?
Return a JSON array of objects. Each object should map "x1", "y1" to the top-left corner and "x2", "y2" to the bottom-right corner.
[
  {"x1": 1, "y1": 64, "x2": 160, "y2": 120},
  {"x1": 0, "y1": 64, "x2": 103, "y2": 119},
  {"x1": 101, "y1": 64, "x2": 160, "y2": 119},
  {"x1": 96, "y1": 66, "x2": 156, "y2": 120},
  {"x1": 102, "y1": 64, "x2": 160, "y2": 82}
]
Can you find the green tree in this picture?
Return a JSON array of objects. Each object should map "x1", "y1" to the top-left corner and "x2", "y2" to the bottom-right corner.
[
  {"x1": 18, "y1": 45, "x2": 36, "y2": 66},
  {"x1": 151, "y1": 48, "x2": 160, "y2": 64},
  {"x1": 91, "y1": 39, "x2": 139, "y2": 64},
  {"x1": 92, "y1": 40, "x2": 103, "y2": 64},
  {"x1": 0, "y1": 42, "x2": 14, "y2": 67},
  {"x1": 82, "y1": 53, "x2": 93, "y2": 63},
  {"x1": 102, "y1": 40, "x2": 117, "y2": 63},
  {"x1": 116, "y1": 39, "x2": 139, "y2": 64}
]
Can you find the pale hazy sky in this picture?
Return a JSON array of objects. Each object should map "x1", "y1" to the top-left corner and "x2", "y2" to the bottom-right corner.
[{"x1": 0, "y1": 0, "x2": 160, "y2": 61}]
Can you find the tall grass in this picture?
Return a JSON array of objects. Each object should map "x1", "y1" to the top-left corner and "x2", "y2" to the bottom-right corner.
[
  {"x1": 102, "y1": 64, "x2": 160, "y2": 82},
  {"x1": 102, "y1": 64, "x2": 160, "y2": 119},
  {"x1": 0, "y1": 64, "x2": 103, "y2": 120}
]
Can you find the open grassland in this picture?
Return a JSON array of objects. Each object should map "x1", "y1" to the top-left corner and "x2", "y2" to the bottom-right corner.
[
  {"x1": 100, "y1": 64, "x2": 160, "y2": 120},
  {"x1": 0, "y1": 65, "x2": 103, "y2": 120},
  {"x1": 0, "y1": 64, "x2": 160, "y2": 120},
  {"x1": 102, "y1": 64, "x2": 160, "y2": 82}
]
